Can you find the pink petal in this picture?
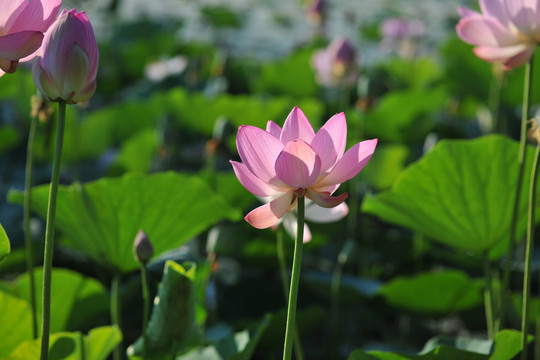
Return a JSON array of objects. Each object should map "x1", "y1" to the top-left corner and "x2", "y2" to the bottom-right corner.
[
  {"x1": 0, "y1": 31, "x2": 43, "y2": 60},
  {"x1": 306, "y1": 189, "x2": 348, "y2": 208},
  {"x1": 305, "y1": 202, "x2": 349, "y2": 223},
  {"x1": 503, "y1": 45, "x2": 537, "y2": 69},
  {"x1": 311, "y1": 112, "x2": 347, "y2": 174},
  {"x1": 473, "y1": 43, "x2": 532, "y2": 64},
  {"x1": 4, "y1": 0, "x2": 62, "y2": 33},
  {"x1": 245, "y1": 191, "x2": 296, "y2": 229},
  {"x1": 316, "y1": 139, "x2": 378, "y2": 188},
  {"x1": 275, "y1": 139, "x2": 321, "y2": 190},
  {"x1": 236, "y1": 125, "x2": 286, "y2": 188},
  {"x1": 266, "y1": 121, "x2": 282, "y2": 139},
  {"x1": 282, "y1": 213, "x2": 312, "y2": 243},
  {"x1": 280, "y1": 107, "x2": 316, "y2": 144},
  {"x1": 479, "y1": 0, "x2": 510, "y2": 25},
  {"x1": 456, "y1": 15, "x2": 519, "y2": 47},
  {"x1": 230, "y1": 161, "x2": 282, "y2": 197},
  {"x1": 458, "y1": 7, "x2": 481, "y2": 17},
  {"x1": 506, "y1": 0, "x2": 540, "y2": 35}
]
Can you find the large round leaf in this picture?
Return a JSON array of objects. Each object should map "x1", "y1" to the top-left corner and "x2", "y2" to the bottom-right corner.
[
  {"x1": 378, "y1": 270, "x2": 482, "y2": 314},
  {"x1": 0, "y1": 292, "x2": 32, "y2": 356},
  {"x1": 8, "y1": 172, "x2": 241, "y2": 273},
  {"x1": 363, "y1": 135, "x2": 534, "y2": 256}
]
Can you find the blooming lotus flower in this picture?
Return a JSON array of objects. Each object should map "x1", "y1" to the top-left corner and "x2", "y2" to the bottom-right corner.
[
  {"x1": 231, "y1": 107, "x2": 377, "y2": 229},
  {"x1": 380, "y1": 18, "x2": 425, "y2": 41},
  {"x1": 456, "y1": 0, "x2": 540, "y2": 69},
  {"x1": 311, "y1": 37, "x2": 359, "y2": 87},
  {"x1": 276, "y1": 200, "x2": 349, "y2": 242},
  {"x1": 32, "y1": 9, "x2": 98, "y2": 104},
  {"x1": 0, "y1": 0, "x2": 62, "y2": 76}
]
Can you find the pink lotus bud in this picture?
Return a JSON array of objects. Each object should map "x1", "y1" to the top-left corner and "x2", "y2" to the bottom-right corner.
[
  {"x1": 0, "y1": 0, "x2": 62, "y2": 76},
  {"x1": 311, "y1": 37, "x2": 360, "y2": 87},
  {"x1": 32, "y1": 9, "x2": 99, "y2": 104}
]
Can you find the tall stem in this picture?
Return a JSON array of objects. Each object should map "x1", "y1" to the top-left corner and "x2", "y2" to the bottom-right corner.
[
  {"x1": 483, "y1": 254, "x2": 494, "y2": 339},
  {"x1": 282, "y1": 197, "x2": 305, "y2": 360},
  {"x1": 521, "y1": 142, "x2": 540, "y2": 360},
  {"x1": 24, "y1": 113, "x2": 38, "y2": 339},
  {"x1": 111, "y1": 273, "x2": 122, "y2": 360},
  {"x1": 276, "y1": 227, "x2": 305, "y2": 360},
  {"x1": 141, "y1": 265, "x2": 150, "y2": 360},
  {"x1": 502, "y1": 58, "x2": 534, "y2": 329},
  {"x1": 39, "y1": 101, "x2": 66, "y2": 360}
]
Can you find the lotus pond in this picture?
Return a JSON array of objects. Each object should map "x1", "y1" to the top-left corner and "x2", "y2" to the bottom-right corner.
[{"x1": 1, "y1": 0, "x2": 540, "y2": 359}]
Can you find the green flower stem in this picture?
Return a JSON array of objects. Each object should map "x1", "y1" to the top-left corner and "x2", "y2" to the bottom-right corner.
[
  {"x1": 141, "y1": 264, "x2": 150, "y2": 360},
  {"x1": 521, "y1": 141, "x2": 540, "y2": 360},
  {"x1": 24, "y1": 112, "x2": 39, "y2": 339},
  {"x1": 502, "y1": 58, "x2": 534, "y2": 329},
  {"x1": 39, "y1": 101, "x2": 66, "y2": 360},
  {"x1": 282, "y1": 196, "x2": 305, "y2": 360},
  {"x1": 111, "y1": 273, "x2": 122, "y2": 360},
  {"x1": 483, "y1": 255, "x2": 494, "y2": 340},
  {"x1": 276, "y1": 227, "x2": 305, "y2": 360}
]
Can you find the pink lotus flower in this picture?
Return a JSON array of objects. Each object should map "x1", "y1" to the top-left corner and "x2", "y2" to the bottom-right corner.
[
  {"x1": 0, "y1": 0, "x2": 62, "y2": 76},
  {"x1": 311, "y1": 37, "x2": 359, "y2": 87},
  {"x1": 32, "y1": 9, "x2": 98, "y2": 104},
  {"x1": 231, "y1": 107, "x2": 377, "y2": 229},
  {"x1": 456, "y1": 0, "x2": 540, "y2": 69}
]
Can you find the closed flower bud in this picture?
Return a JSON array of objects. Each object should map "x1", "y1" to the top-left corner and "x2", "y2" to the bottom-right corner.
[
  {"x1": 32, "y1": 9, "x2": 99, "y2": 104},
  {"x1": 133, "y1": 230, "x2": 154, "y2": 264}
]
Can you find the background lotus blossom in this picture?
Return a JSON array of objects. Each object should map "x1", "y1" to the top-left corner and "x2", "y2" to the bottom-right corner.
[
  {"x1": 231, "y1": 107, "x2": 377, "y2": 229},
  {"x1": 32, "y1": 8, "x2": 99, "y2": 104},
  {"x1": 311, "y1": 37, "x2": 359, "y2": 87},
  {"x1": 0, "y1": 0, "x2": 62, "y2": 76},
  {"x1": 456, "y1": 0, "x2": 540, "y2": 69}
]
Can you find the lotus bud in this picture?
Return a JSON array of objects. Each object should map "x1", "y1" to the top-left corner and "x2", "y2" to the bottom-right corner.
[
  {"x1": 32, "y1": 9, "x2": 99, "y2": 104},
  {"x1": 133, "y1": 230, "x2": 154, "y2": 264}
]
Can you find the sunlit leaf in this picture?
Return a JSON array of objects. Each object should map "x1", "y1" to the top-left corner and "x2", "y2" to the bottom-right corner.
[
  {"x1": 8, "y1": 172, "x2": 241, "y2": 273},
  {"x1": 363, "y1": 135, "x2": 534, "y2": 257},
  {"x1": 0, "y1": 224, "x2": 10, "y2": 263},
  {"x1": 127, "y1": 261, "x2": 201, "y2": 359},
  {"x1": 11, "y1": 268, "x2": 109, "y2": 332},
  {"x1": 113, "y1": 129, "x2": 160, "y2": 173},
  {"x1": 3, "y1": 326, "x2": 121, "y2": 360},
  {"x1": 0, "y1": 292, "x2": 32, "y2": 356},
  {"x1": 378, "y1": 270, "x2": 482, "y2": 314}
]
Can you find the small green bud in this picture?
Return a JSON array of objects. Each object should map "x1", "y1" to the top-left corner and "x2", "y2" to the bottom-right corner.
[{"x1": 133, "y1": 230, "x2": 154, "y2": 264}]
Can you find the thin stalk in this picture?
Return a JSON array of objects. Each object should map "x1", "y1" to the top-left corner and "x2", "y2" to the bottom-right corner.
[
  {"x1": 276, "y1": 227, "x2": 305, "y2": 360},
  {"x1": 483, "y1": 255, "x2": 494, "y2": 339},
  {"x1": 39, "y1": 101, "x2": 66, "y2": 360},
  {"x1": 502, "y1": 58, "x2": 534, "y2": 329},
  {"x1": 141, "y1": 265, "x2": 150, "y2": 360},
  {"x1": 282, "y1": 196, "x2": 305, "y2": 360},
  {"x1": 521, "y1": 142, "x2": 540, "y2": 360},
  {"x1": 111, "y1": 273, "x2": 122, "y2": 360},
  {"x1": 24, "y1": 113, "x2": 39, "y2": 339}
]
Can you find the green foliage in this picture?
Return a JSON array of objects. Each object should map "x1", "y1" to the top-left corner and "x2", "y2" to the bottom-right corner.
[
  {"x1": 364, "y1": 86, "x2": 447, "y2": 143},
  {"x1": 127, "y1": 261, "x2": 201, "y2": 358},
  {"x1": 113, "y1": 129, "x2": 160, "y2": 173},
  {"x1": 359, "y1": 144, "x2": 410, "y2": 190},
  {"x1": 0, "y1": 224, "x2": 10, "y2": 263},
  {"x1": 8, "y1": 172, "x2": 241, "y2": 273},
  {"x1": 253, "y1": 48, "x2": 320, "y2": 97},
  {"x1": 378, "y1": 270, "x2": 482, "y2": 314},
  {"x1": 177, "y1": 315, "x2": 272, "y2": 360},
  {"x1": 2, "y1": 326, "x2": 121, "y2": 360},
  {"x1": 0, "y1": 292, "x2": 32, "y2": 356},
  {"x1": 0, "y1": 126, "x2": 20, "y2": 155},
  {"x1": 10, "y1": 268, "x2": 109, "y2": 332},
  {"x1": 363, "y1": 135, "x2": 534, "y2": 257},
  {"x1": 347, "y1": 330, "x2": 528, "y2": 360}
]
